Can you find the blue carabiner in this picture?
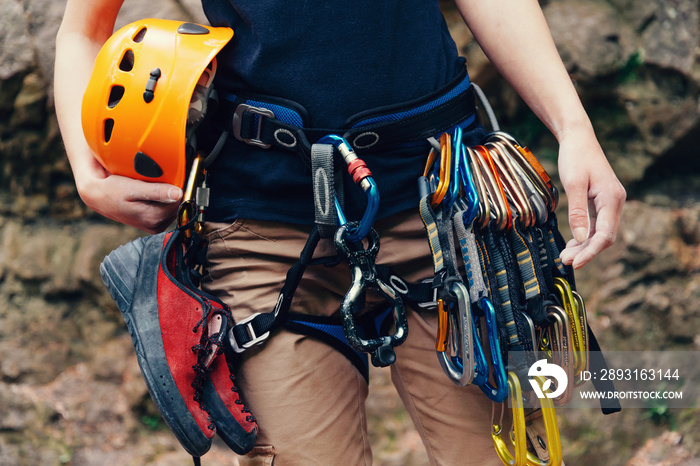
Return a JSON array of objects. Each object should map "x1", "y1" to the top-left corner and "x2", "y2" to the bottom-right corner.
[
  {"x1": 470, "y1": 314, "x2": 490, "y2": 386},
  {"x1": 457, "y1": 134, "x2": 480, "y2": 225},
  {"x1": 478, "y1": 297, "x2": 508, "y2": 402},
  {"x1": 319, "y1": 135, "x2": 380, "y2": 242}
]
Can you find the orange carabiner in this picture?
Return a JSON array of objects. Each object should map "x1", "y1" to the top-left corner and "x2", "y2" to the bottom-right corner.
[
  {"x1": 436, "y1": 299, "x2": 448, "y2": 352},
  {"x1": 430, "y1": 133, "x2": 452, "y2": 208}
]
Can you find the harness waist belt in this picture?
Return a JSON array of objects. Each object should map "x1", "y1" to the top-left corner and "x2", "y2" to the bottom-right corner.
[{"x1": 223, "y1": 68, "x2": 476, "y2": 160}]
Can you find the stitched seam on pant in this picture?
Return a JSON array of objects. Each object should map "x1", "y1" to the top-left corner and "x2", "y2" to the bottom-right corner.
[
  {"x1": 355, "y1": 367, "x2": 372, "y2": 466},
  {"x1": 391, "y1": 363, "x2": 439, "y2": 466}
]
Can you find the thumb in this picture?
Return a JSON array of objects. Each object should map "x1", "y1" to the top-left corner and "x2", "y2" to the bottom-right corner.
[
  {"x1": 566, "y1": 180, "x2": 590, "y2": 244},
  {"x1": 119, "y1": 177, "x2": 183, "y2": 204}
]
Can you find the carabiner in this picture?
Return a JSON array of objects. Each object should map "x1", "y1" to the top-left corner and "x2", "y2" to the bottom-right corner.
[
  {"x1": 572, "y1": 290, "x2": 589, "y2": 385},
  {"x1": 526, "y1": 376, "x2": 563, "y2": 466},
  {"x1": 478, "y1": 297, "x2": 508, "y2": 402},
  {"x1": 457, "y1": 137, "x2": 480, "y2": 225},
  {"x1": 486, "y1": 142, "x2": 536, "y2": 229},
  {"x1": 486, "y1": 136, "x2": 548, "y2": 225},
  {"x1": 473, "y1": 145, "x2": 512, "y2": 232},
  {"x1": 466, "y1": 146, "x2": 491, "y2": 231},
  {"x1": 494, "y1": 132, "x2": 558, "y2": 213},
  {"x1": 335, "y1": 223, "x2": 408, "y2": 367},
  {"x1": 471, "y1": 316, "x2": 490, "y2": 387},
  {"x1": 492, "y1": 372, "x2": 528, "y2": 466},
  {"x1": 319, "y1": 135, "x2": 380, "y2": 242},
  {"x1": 553, "y1": 277, "x2": 586, "y2": 375},
  {"x1": 540, "y1": 305, "x2": 575, "y2": 406},
  {"x1": 178, "y1": 153, "x2": 206, "y2": 235},
  {"x1": 435, "y1": 281, "x2": 474, "y2": 386},
  {"x1": 426, "y1": 133, "x2": 452, "y2": 208},
  {"x1": 444, "y1": 128, "x2": 462, "y2": 211}
]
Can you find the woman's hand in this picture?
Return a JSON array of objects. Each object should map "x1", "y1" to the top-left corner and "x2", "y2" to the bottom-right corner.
[
  {"x1": 74, "y1": 153, "x2": 182, "y2": 233},
  {"x1": 556, "y1": 127, "x2": 626, "y2": 269}
]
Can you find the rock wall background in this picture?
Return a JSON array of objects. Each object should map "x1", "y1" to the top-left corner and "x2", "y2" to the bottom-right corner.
[{"x1": 1, "y1": 0, "x2": 698, "y2": 464}]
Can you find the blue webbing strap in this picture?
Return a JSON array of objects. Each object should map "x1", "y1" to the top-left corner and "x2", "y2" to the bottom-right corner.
[{"x1": 231, "y1": 69, "x2": 477, "y2": 160}]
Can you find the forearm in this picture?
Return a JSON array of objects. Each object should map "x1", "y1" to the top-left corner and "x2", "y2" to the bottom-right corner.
[
  {"x1": 455, "y1": 0, "x2": 626, "y2": 268},
  {"x1": 54, "y1": 0, "x2": 124, "y2": 190},
  {"x1": 54, "y1": 0, "x2": 181, "y2": 232},
  {"x1": 454, "y1": 0, "x2": 593, "y2": 142}
]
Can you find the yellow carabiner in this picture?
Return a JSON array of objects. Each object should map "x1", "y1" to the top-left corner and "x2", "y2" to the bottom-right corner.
[
  {"x1": 492, "y1": 372, "x2": 528, "y2": 466},
  {"x1": 572, "y1": 290, "x2": 590, "y2": 385},
  {"x1": 553, "y1": 277, "x2": 586, "y2": 374},
  {"x1": 526, "y1": 376, "x2": 563, "y2": 466},
  {"x1": 178, "y1": 153, "x2": 206, "y2": 237}
]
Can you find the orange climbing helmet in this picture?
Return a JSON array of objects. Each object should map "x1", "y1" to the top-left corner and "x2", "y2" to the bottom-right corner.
[{"x1": 81, "y1": 19, "x2": 233, "y2": 188}]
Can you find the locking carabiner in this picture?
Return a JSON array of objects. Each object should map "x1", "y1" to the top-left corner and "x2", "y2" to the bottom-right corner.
[
  {"x1": 335, "y1": 223, "x2": 408, "y2": 367},
  {"x1": 318, "y1": 135, "x2": 380, "y2": 242}
]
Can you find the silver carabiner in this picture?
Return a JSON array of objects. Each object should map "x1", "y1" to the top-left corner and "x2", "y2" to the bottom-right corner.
[{"x1": 436, "y1": 281, "x2": 474, "y2": 386}]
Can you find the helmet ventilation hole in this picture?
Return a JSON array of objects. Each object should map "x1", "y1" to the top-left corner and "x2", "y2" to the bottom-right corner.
[
  {"x1": 119, "y1": 50, "x2": 135, "y2": 71},
  {"x1": 108, "y1": 85, "x2": 125, "y2": 108},
  {"x1": 104, "y1": 118, "x2": 115, "y2": 143},
  {"x1": 132, "y1": 27, "x2": 147, "y2": 43}
]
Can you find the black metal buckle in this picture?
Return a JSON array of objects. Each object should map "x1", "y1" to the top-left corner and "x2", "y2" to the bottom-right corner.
[{"x1": 232, "y1": 103, "x2": 275, "y2": 149}]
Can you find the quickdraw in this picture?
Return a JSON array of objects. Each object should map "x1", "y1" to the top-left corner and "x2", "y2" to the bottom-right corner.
[{"x1": 416, "y1": 116, "x2": 613, "y2": 465}]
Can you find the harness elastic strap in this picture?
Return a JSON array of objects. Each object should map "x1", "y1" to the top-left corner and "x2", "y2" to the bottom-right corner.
[
  {"x1": 229, "y1": 227, "x2": 321, "y2": 350},
  {"x1": 284, "y1": 312, "x2": 370, "y2": 382}
]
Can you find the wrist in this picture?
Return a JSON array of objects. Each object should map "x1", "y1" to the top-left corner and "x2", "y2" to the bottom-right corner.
[{"x1": 551, "y1": 113, "x2": 597, "y2": 145}]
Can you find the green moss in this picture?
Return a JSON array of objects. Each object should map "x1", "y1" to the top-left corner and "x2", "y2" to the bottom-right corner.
[{"x1": 616, "y1": 49, "x2": 644, "y2": 84}]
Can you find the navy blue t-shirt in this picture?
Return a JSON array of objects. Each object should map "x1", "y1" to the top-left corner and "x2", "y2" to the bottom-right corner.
[{"x1": 202, "y1": 0, "x2": 483, "y2": 224}]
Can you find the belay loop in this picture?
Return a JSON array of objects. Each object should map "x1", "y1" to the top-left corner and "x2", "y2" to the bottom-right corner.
[{"x1": 334, "y1": 222, "x2": 408, "y2": 367}]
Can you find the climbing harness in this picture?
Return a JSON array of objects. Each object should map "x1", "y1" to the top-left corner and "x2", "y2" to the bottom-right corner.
[
  {"x1": 89, "y1": 19, "x2": 621, "y2": 461},
  {"x1": 220, "y1": 69, "x2": 482, "y2": 375}
]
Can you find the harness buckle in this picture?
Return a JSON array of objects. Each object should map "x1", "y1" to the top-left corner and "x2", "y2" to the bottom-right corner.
[
  {"x1": 232, "y1": 104, "x2": 274, "y2": 149},
  {"x1": 229, "y1": 313, "x2": 271, "y2": 353}
]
